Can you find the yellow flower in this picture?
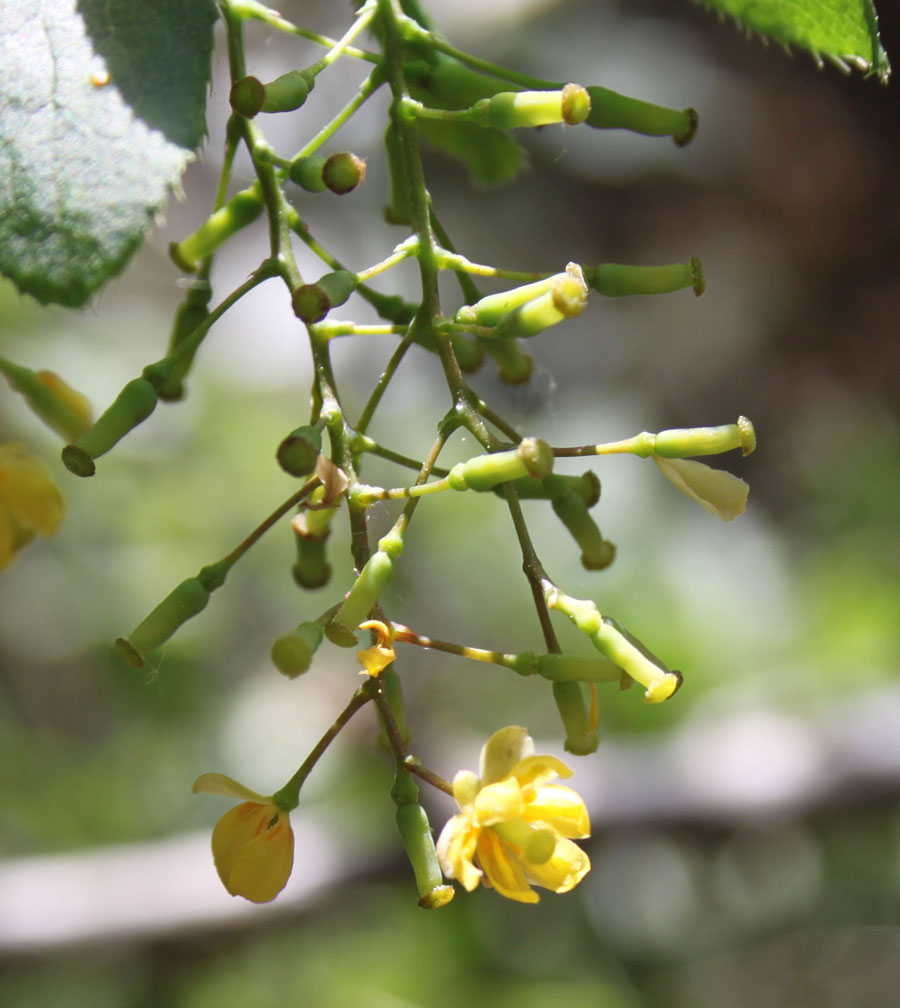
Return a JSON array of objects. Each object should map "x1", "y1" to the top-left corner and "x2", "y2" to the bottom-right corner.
[
  {"x1": 0, "y1": 443, "x2": 64, "y2": 570},
  {"x1": 192, "y1": 773, "x2": 294, "y2": 903},
  {"x1": 357, "y1": 619, "x2": 395, "y2": 676},
  {"x1": 654, "y1": 456, "x2": 748, "y2": 521},
  {"x1": 436, "y1": 726, "x2": 590, "y2": 904}
]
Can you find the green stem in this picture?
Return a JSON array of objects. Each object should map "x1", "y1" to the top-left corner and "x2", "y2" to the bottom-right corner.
[{"x1": 272, "y1": 679, "x2": 379, "y2": 810}]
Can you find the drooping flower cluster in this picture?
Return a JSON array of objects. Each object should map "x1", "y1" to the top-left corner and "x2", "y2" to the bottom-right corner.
[{"x1": 437, "y1": 726, "x2": 591, "y2": 903}]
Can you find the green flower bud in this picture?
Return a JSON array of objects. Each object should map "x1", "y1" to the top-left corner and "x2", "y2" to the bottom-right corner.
[
  {"x1": 156, "y1": 292, "x2": 212, "y2": 402},
  {"x1": 492, "y1": 471, "x2": 600, "y2": 505},
  {"x1": 270, "y1": 621, "x2": 325, "y2": 678},
  {"x1": 653, "y1": 417, "x2": 756, "y2": 458},
  {"x1": 551, "y1": 492, "x2": 616, "y2": 571},
  {"x1": 288, "y1": 155, "x2": 328, "y2": 192},
  {"x1": 491, "y1": 266, "x2": 588, "y2": 341},
  {"x1": 448, "y1": 437, "x2": 553, "y2": 492},
  {"x1": 396, "y1": 800, "x2": 454, "y2": 909},
  {"x1": 169, "y1": 187, "x2": 264, "y2": 273},
  {"x1": 292, "y1": 537, "x2": 331, "y2": 590},
  {"x1": 321, "y1": 152, "x2": 366, "y2": 195},
  {"x1": 553, "y1": 680, "x2": 599, "y2": 755},
  {"x1": 261, "y1": 68, "x2": 314, "y2": 114},
  {"x1": 455, "y1": 274, "x2": 562, "y2": 328},
  {"x1": 471, "y1": 85, "x2": 590, "y2": 129},
  {"x1": 482, "y1": 340, "x2": 533, "y2": 385},
  {"x1": 276, "y1": 425, "x2": 322, "y2": 476},
  {"x1": 326, "y1": 548, "x2": 397, "y2": 645},
  {"x1": 115, "y1": 577, "x2": 211, "y2": 669},
  {"x1": 292, "y1": 271, "x2": 357, "y2": 324},
  {"x1": 587, "y1": 258, "x2": 704, "y2": 297},
  {"x1": 585, "y1": 86, "x2": 697, "y2": 145},
  {"x1": 62, "y1": 377, "x2": 159, "y2": 477},
  {"x1": 229, "y1": 75, "x2": 266, "y2": 118}
]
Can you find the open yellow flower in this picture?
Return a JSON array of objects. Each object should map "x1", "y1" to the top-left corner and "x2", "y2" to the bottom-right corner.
[
  {"x1": 192, "y1": 773, "x2": 294, "y2": 903},
  {"x1": 436, "y1": 726, "x2": 590, "y2": 904},
  {"x1": 0, "y1": 443, "x2": 64, "y2": 570}
]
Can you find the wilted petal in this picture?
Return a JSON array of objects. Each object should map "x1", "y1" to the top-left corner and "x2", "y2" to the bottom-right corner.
[
  {"x1": 357, "y1": 620, "x2": 395, "y2": 676},
  {"x1": 479, "y1": 725, "x2": 534, "y2": 784},
  {"x1": 192, "y1": 772, "x2": 269, "y2": 802},
  {"x1": 655, "y1": 456, "x2": 748, "y2": 521},
  {"x1": 524, "y1": 836, "x2": 590, "y2": 894},
  {"x1": 522, "y1": 784, "x2": 590, "y2": 838},
  {"x1": 476, "y1": 830, "x2": 539, "y2": 904}
]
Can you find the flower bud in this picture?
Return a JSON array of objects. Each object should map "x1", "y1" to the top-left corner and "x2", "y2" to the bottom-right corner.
[
  {"x1": 587, "y1": 258, "x2": 704, "y2": 297},
  {"x1": 270, "y1": 621, "x2": 325, "y2": 678},
  {"x1": 492, "y1": 471, "x2": 600, "y2": 506},
  {"x1": 326, "y1": 548, "x2": 397, "y2": 645},
  {"x1": 551, "y1": 492, "x2": 615, "y2": 571},
  {"x1": 552, "y1": 681, "x2": 599, "y2": 755},
  {"x1": 492, "y1": 266, "x2": 588, "y2": 341},
  {"x1": 261, "y1": 68, "x2": 314, "y2": 114},
  {"x1": 471, "y1": 85, "x2": 590, "y2": 129},
  {"x1": 156, "y1": 289, "x2": 212, "y2": 402},
  {"x1": 276, "y1": 425, "x2": 322, "y2": 476},
  {"x1": 291, "y1": 271, "x2": 358, "y2": 324},
  {"x1": 585, "y1": 86, "x2": 697, "y2": 145},
  {"x1": 653, "y1": 417, "x2": 756, "y2": 458},
  {"x1": 536, "y1": 653, "x2": 622, "y2": 684},
  {"x1": 169, "y1": 187, "x2": 264, "y2": 273},
  {"x1": 62, "y1": 376, "x2": 159, "y2": 477},
  {"x1": 321, "y1": 152, "x2": 366, "y2": 195},
  {"x1": 448, "y1": 437, "x2": 553, "y2": 492},
  {"x1": 115, "y1": 576, "x2": 211, "y2": 669},
  {"x1": 229, "y1": 75, "x2": 266, "y2": 118}
]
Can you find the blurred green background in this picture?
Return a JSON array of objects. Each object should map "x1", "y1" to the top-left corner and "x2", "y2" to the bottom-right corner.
[{"x1": 1, "y1": 1, "x2": 899, "y2": 1005}]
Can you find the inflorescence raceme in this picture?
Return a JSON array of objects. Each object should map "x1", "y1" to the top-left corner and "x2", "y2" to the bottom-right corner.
[{"x1": 50, "y1": 0, "x2": 754, "y2": 906}]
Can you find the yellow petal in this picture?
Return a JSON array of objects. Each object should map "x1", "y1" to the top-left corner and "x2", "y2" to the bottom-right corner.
[
  {"x1": 479, "y1": 725, "x2": 534, "y2": 784},
  {"x1": 436, "y1": 813, "x2": 482, "y2": 891},
  {"x1": 211, "y1": 802, "x2": 271, "y2": 888},
  {"x1": 225, "y1": 813, "x2": 294, "y2": 903},
  {"x1": 654, "y1": 456, "x2": 748, "y2": 521},
  {"x1": 522, "y1": 785, "x2": 590, "y2": 839},
  {"x1": 473, "y1": 777, "x2": 524, "y2": 828},
  {"x1": 523, "y1": 836, "x2": 590, "y2": 894},
  {"x1": 477, "y1": 830, "x2": 539, "y2": 904},
  {"x1": 0, "y1": 444, "x2": 64, "y2": 536},
  {"x1": 451, "y1": 770, "x2": 480, "y2": 810},
  {"x1": 357, "y1": 619, "x2": 396, "y2": 676},
  {"x1": 510, "y1": 753, "x2": 572, "y2": 792},
  {"x1": 192, "y1": 772, "x2": 268, "y2": 802}
]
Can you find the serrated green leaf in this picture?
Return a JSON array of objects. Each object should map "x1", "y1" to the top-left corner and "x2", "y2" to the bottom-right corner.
[
  {"x1": 694, "y1": 0, "x2": 891, "y2": 81},
  {"x1": 0, "y1": 0, "x2": 218, "y2": 308}
]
